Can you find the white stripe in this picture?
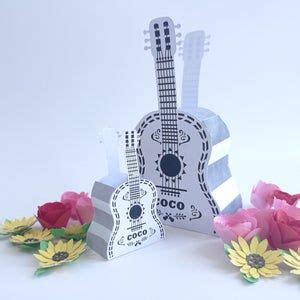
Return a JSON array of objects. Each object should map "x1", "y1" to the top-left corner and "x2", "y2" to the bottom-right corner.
[
  {"x1": 211, "y1": 177, "x2": 240, "y2": 211},
  {"x1": 89, "y1": 222, "x2": 111, "y2": 243},
  {"x1": 208, "y1": 138, "x2": 231, "y2": 166},
  {"x1": 92, "y1": 197, "x2": 112, "y2": 215}
]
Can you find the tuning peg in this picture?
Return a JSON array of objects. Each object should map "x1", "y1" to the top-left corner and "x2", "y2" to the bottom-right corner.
[
  {"x1": 205, "y1": 48, "x2": 210, "y2": 52},
  {"x1": 143, "y1": 30, "x2": 150, "y2": 35},
  {"x1": 175, "y1": 24, "x2": 181, "y2": 29},
  {"x1": 178, "y1": 46, "x2": 183, "y2": 50},
  {"x1": 144, "y1": 38, "x2": 150, "y2": 43},
  {"x1": 144, "y1": 46, "x2": 151, "y2": 51},
  {"x1": 205, "y1": 42, "x2": 210, "y2": 46},
  {"x1": 98, "y1": 133, "x2": 103, "y2": 144},
  {"x1": 176, "y1": 33, "x2": 182, "y2": 38},
  {"x1": 176, "y1": 41, "x2": 182, "y2": 45},
  {"x1": 205, "y1": 34, "x2": 211, "y2": 39}
]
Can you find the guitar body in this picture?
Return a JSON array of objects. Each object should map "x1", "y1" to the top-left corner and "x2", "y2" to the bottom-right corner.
[
  {"x1": 137, "y1": 109, "x2": 241, "y2": 235},
  {"x1": 88, "y1": 178, "x2": 164, "y2": 260}
]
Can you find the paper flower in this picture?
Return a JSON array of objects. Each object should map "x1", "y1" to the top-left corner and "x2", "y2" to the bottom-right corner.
[
  {"x1": 10, "y1": 229, "x2": 53, "y2": 246},
  {"x1": 225, "y1": 236, "x2": 282, "y2": 283},
  {"x1": 34, "y1": 239, "x2": 86, "y2": 274},
  {"x1": 283, "y1": 249, "x2": 300, "y2": 276},
  {"x1": 251, "y1": 180, "x2": 300, "y2": 209},
  {"x1": 51, "y1": 224, "x2": 90, "y2": 241},
  {"x1": 0, "y1": 217, "x2": 36, "y2": 236},
  {"x1": 61, "y1": 192, "x2": 94, "y2": 225},
  {"x1": 37, "y1": 202, "x2": 72, "y2": 229},
  {"x1": 213, "y1": 209, "x2": 269, "y2": 244},
  {"x1": 267, "y1": 205, "x2": 300, "y2": 250}
]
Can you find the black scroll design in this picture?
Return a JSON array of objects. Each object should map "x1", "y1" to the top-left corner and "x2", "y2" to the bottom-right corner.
[
  {"x1": 189, "y1": 205, "x2": 202, "y2": 221},
  {"x1": 151, "y1": 129, "x2": 161, "y2": 144},
  {"x1": 149, "y1": 228, "x2": 156, "y2": 237},
  {"x1": 117, "y1": 236, "x2": 125, "y2": 246},
  {"x1": 178, "y1": 129, "x2": 191, "y2": 145}
]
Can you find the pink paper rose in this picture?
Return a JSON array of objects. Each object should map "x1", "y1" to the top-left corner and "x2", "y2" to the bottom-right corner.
[
  {"x1": 266, "y1": 200, "x2": 300, "y2": 250},
  {"x1": 61, "y1": 192, "x2": 94, "y2": 225},
  {"x1": 213, "y1": 208, "x2": 267, "y2": 244},
  {"x1": 37, "y1": 202, "x2": 72, "y2": 229},
  {"x1": 251, "y1": 180, "x2": 300, "y2": 209}
]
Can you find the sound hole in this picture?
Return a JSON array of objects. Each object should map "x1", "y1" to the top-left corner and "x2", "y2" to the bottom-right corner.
[
  {"x1": 129, "y1": 204, "x2": 142, "y2": 220},
  {"x1": 160, "y1": 154, "x2": 181, "y2": 177}
]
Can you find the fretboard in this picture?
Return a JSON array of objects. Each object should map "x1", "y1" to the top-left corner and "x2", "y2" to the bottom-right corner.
[
  {"x1": 125, "y1": 149, "x2": 140, "y2": 201},
  {"x1": 155, "y1": 51, "x2": 178, "y2": 145},
  {"x1": 181, "y1": 61, "x2": 201, "y2": 109}
]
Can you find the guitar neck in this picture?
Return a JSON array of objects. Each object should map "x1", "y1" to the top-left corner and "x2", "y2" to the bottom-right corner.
[
  {"x1": 125, "y1": 149, "x2": 140, "y2": 200},
  {"x1": 181, "y1": 60, "x2": 202, "y2": 109},
  {"x1": 155, "y1": 52, "x2": 179, "y2": 144}
]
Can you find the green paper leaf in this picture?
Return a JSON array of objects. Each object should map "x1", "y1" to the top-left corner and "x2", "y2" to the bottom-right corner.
[
  {"x1": 51, "y1": 228, "x2": 65, "y2": 238},
  {"x1": 224, "y1": 244, "x2": 231, "y2": 254},
  {"x1": 35, "y1": 267, "x2": 54, "y2": 276},
  {"x1": 0, "y1": 233, "x2": 9, "y2": 238},
  {"x1": 82, "y1": 223, "x2": 90, "y2": 233},
  {"x1": 242, "y1": 274, "x2": 259, "y2": 283},
  {"x1": 40, "y1": 241, "x2": 49, "y2": 251},
  {"x1": 19, "y1": 244, "x2": 40, "y2": 250}
]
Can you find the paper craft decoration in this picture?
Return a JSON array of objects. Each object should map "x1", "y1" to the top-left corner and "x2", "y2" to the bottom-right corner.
[
  {"x1": 87, "y1": 129, "x2": 164, "y2": 260},
  {"x1": 136, "y1": 18, "x2": 241, "y2": 235}
]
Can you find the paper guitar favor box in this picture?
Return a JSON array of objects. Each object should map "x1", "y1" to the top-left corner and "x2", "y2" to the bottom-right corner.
[
  {"x1": 136, "y1": 17, "x2": 242, "y2": 235},
  {"x1": 87, "y1": 129, "x2": 164, "y2": 260}
]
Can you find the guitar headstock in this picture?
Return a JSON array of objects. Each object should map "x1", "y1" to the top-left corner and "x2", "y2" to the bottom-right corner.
[
  {"x1": 99, "y1": 128, "x2": 122, "y2": 149},
  {"x1": 125, "y1": 130, "x2": 139, "y2": 151},
  {"x1": 179, "y1": 31, "x2": 210, "y2": 63},
  {"x1": 144, "y1": 17, "x2": 181, "y2": 58}
]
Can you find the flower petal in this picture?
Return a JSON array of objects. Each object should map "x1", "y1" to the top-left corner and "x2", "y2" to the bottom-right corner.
[
  {"x1": 249, "y1": 268, "x2": 260, "y2": 279},
  {"x1": 250, "y1": 236, "x2": 259, "y2": 253},
  {"x1": 256, "y1": 239, "x2": 268, "y2": 255},
  {"x1": 230, "y1": 259, "x2": 244, "y2": 267},
  {"x1": 291, "y1": 269, "x2": 300, "y2": 275},
  {"x1": 238, "y1": 236, "x2": 250, "y2": 255}
]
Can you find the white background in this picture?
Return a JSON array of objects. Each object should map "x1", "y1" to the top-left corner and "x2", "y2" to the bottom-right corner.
[{"x1": 0, "y1": 0, "x2": 300, "y2": 299}]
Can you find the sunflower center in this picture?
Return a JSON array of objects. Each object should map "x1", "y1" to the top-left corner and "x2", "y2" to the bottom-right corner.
[
  {"x1": 52, "y1": 252, "x2": 69, "y2": 262},
  {"x1": 24, "y1": 238, "x2": 39, "y2": 243},
  {"x1": 246, "y1": 254, "x2": 265, "y2": 269}
]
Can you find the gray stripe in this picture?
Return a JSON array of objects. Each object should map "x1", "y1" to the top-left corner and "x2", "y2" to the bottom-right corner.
[
  {"x1": 93, "y1": 207, "x2": 114, "y2": 230},
  {"x1": 221, "y1": 194, "x2": 243, "y2": 214},
  {"x1": 87, "y1": 231, "x2": 108, "y2": 259},
  {"x1": 92, "y1": 182, "x2": 115, "y2": 204},
  {"x1": 207, "y1": 156, "x2": 232, "y2": 191},
  {"x1": 203, "y1": 114, "x2": 230, "y2": 145},
  {"x1": 185, "y1": 108, "x2": 230, "y2": 145}
]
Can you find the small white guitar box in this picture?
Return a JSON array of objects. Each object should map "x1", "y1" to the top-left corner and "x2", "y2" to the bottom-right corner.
[{"x1": 87, "y1": 129, "x2": 164, "y2": 260}]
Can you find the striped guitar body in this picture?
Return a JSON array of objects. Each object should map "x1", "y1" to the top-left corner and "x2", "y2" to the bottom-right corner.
[
  {"x1": 87, "y1": 129, "x2": 164, "y2": 260},
  {"x1": 89, "y1": 179, "x2": 164, "y2": 260},
  {"x1": 180, "y1": 31, "x2": 242, "y2": 230}
]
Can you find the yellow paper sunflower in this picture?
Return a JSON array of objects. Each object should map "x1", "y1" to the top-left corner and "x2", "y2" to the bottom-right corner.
[
  {"x1": 0, "y1": 216, "x2": 36, "y2": 236},
  {"x1": 10, "y1": 229, "x2": 53, "y2": 245},
  {"x1": 226, "y1": 236, "x2": 282, "y2": 282},
  {"x1": 34, "y1": 239, "x2": 86, "y2": 270},
  {"x1": 283, "y1": 249, "x2": 300, "y2": 276}
]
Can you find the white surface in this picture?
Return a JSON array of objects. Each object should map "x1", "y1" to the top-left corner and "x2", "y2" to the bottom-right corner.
[{"x1": 1, "y1": 0, "x2": 300, "y2": 299}]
